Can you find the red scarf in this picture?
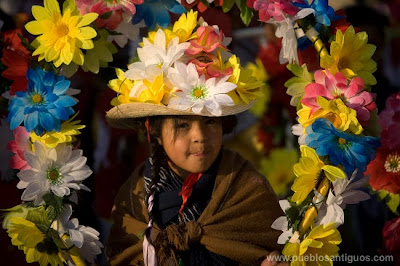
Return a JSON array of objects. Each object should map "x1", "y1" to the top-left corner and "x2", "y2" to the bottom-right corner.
[{"x1": 178, "y1": 172, "x2": 203, "y2": 214}]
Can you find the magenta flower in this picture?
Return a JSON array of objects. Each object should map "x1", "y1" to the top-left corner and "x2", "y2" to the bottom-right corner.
[
  {"x1": 301, "y1": 70, "x2": 376, "y2": 123},
  {"x1": 379, "y1": 92, "x2": 400, "y2": 150},
  {"x1": 76, "y1": 0, "x2": 143, "y2": 30},
  {"x1": 7, "y1": 126, "x2": 32, "y2": 171},
  {"x1": 252, "y1": 0, "x2": 299, "y2": 22}
]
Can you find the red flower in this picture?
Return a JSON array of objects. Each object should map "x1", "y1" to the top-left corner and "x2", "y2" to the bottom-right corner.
[
  {"x1": 367, "y1": 148, "x2": 400, "y2": 194},
  {"x1": 382, "y1": 216, "x2": 400, "y2": 255},
  {"x1": 1, "y1": 29, "x2": 31, "y2": 95},
  {"x1": 0, "y1": 29, "x2": 29, "y2": 52},
  {"x1": 1, "y1": 49, "x2": 30, "y2": 95}
]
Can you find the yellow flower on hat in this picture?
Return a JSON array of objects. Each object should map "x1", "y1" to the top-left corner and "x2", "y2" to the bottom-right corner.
[
  {"x1": 25, "y1": 0, "x2": 98, "y2": 67},
  {"x1": 282, "y1": 223, "x2": 342, "y2": 266},
  {"x1": 226, "y1": 55, "x2": 263, "y2": 104},
  {"x1": 137, "y1": 75, "x2": 167, "y2": 105},
  {"x1": 7, "y1": 217, "x2": 66, "y2": 266},
  {"x1": 30, "y1": 113, "x2": 85, "y2": 148},
  {"x1": 297, "y1": 97, "x2": 363, "y2": 135},
  {"x1": 291, "y1": 146, "x2": 346, "y2": 204},
  {"x1": 321, "y1": 26, "x2": 377, "y2": 86},
  {"x1": 246, "y1": 58, "x2": 271, "y2": 116},
  {"x1": 108, "y1": 68, "x2": 136, "y2": 106},
  {"x1": 146, "y1": 10, "x2": 198, "y2": 47}
]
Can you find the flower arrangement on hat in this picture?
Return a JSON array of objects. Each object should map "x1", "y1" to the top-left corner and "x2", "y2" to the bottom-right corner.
[
  {"x1": 106, "y1": 9, "x2": 264, "y2": 126},
  {"x1": 245, "y1": 0, "x2": 382, "y2": 264}
]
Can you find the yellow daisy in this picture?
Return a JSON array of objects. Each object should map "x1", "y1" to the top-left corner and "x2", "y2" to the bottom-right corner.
[
  {"x1": 297, "y1": 97, "x2": 363, "y2": 135},
  {"x1": 291, "y1": 146, "x2": 346, "y2": 204},
  {"x1": 146, "y1": 10, "x2": 198, "y2": 46},
  {"x1": 137, "y1": 75, "x2": 167, "y2": 104},
  {"x1": 30, "y1": 113, "x2": 85, "y2": 148},
  {"x1": 321, "y1": 26, "x2": 377, "y2": 86},
  {"x1": 7, "y1": 217, "x2": 66, "y2": 266},
  {"x1": 283, "y1": 223, "x2": 342, "y2": 266},
  {"x1": 25, "y1": 0, "x2": 98, "y2": 67},
  {"x1": 226, "y1": 55, "x2": 263, "y2": 104},
  {"x1": 108, "y1": 68, "x2": 136, "y2": 106}
]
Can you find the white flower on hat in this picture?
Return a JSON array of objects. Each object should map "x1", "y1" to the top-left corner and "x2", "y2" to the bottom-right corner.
[
  {"x1": 167, "y1": 62, "x2": 236, "y2": 116},
  {"x1": 124, "y1": 29, "x2": 190, "y2": 81},
  {"x1": 52, "y1": 205, "x2": 103, "y2": 264},
  {"x1": 17, "y1": 142, "x2": 92, "y2": 205}
]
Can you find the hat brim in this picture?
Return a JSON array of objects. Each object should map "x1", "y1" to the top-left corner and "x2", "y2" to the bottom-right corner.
[{"x1": 106, "y1": 102, "x2": 255, "y2": 129}]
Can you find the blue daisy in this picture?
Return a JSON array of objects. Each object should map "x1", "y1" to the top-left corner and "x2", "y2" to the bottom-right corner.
[
  {"x1": 305, "y1": 118, "x2": 380, "y2": 174},
  {"x1": 131, "y1": 0, "x2": 186, "y2": 30},
  {"x1": 7, "y1": 67, "x2": 76, "y2": 135}
]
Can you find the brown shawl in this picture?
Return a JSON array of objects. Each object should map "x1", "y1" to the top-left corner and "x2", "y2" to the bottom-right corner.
[{"x1": 106, "y1": 149, "x2": 284, "y2": 265}]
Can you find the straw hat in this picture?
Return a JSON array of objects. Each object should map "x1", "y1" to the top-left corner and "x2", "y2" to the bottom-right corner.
[
  {"x1": 106, "y1": 101, "x2": 255, "y2": 129},
  {"x1": 105, "y1": 10, "x2": 262, "y2": 129}
]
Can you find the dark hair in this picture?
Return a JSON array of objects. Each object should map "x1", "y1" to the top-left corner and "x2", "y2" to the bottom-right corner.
[{"x1": 140, "y1": 115, "x2": 237, "y2": 245}]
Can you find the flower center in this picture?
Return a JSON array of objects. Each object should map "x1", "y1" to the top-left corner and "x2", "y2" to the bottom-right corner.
[
  {"x1": 338, "y1": 57, "x2": 349, "y2": 71},
  {"x1": 36, "y1": 237, "x2": 59, "y2": 255},
  {"x1": 384, "y1": 153, "x2": 400, "y2": 173},
  {"x1": 338, "y1": 137, "x2": 347, "y2": 145},
  {"x1": 32, "y1": 94, "x2": 43, "y2": 103},
  {"x1": 191, "y1": 86, "x2": 207, "y2": 99},
  {"x1": 46, "y1": 168, "x2": 62, "y2": 184},
  {"x1": 55, "y1": 23, "x2": 69, "y2": 38}
]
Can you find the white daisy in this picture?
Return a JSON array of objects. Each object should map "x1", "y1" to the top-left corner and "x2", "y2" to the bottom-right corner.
[
  {"x1": 316, "y1": 170, "x2": 370, "y2": 227},
  {"x1": 52, "y1": 205, "x2": 103, "y2": 264},
  {"x1": 271, "y1": 200, "x2": 293, "y2": 244},
  {"x1": 124, "y1": 29, "x2": 190, "y2": 81},
  {"x1": 167, "y1": 62, "x2": 236, "y2": 116},
  {"x1": 17, "y1": 142, "x2": 92, "y2": 205}
]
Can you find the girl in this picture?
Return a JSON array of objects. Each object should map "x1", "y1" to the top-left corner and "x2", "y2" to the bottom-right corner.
[
  {"x1": 104, "y1": 10, "x2": 287, "y2": 265},
  {"x1": 105, "y1": 104, "x2": 286, "y2": 265}
]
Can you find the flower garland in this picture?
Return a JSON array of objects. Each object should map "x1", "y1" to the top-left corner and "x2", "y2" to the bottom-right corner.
[
  {"x1": 0, "y1": 0, "x2": 152, "y2": 264},
  {"x1": 246, "y1": 0, "x2": 382, "y2": 264}
]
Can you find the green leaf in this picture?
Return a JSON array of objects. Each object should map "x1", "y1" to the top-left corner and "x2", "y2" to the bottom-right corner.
[
  {"x1": 285, "y1": 63, "x2": 314, "y2": 107},
  {"x1": 17, "y1": 33, "x2": 35, "y2": 52},
  {"x1": 387, "y1": 193, "x2": 400, "y2": 214},
  {"x1": 36, "y1": 224, "x2": 49, "y2": 234},
  {"x1": 26, "y1": 207, "x2": 50, "y2": 228},
  {"x1": 236, "y1": 0, "x2": 253, "y2": 26},
  {"x1": 377, "y1": 189, "x2": 388, "y2": 201},
  {"x1": 43, "y1": 193, "x2": 64, "y2": 218},
  {"x1": 222, "y1": 0, "x2": 235, "y2": 13}
]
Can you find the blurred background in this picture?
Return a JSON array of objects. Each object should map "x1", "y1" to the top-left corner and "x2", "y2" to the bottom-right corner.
[{"x1": 1, "y1": 0, "x2": 399, "y2": 264}]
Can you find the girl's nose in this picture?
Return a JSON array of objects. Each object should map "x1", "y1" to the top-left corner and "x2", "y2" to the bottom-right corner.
[{"x1": 191, "y1": 121, "x2": 208, "y2": 143}]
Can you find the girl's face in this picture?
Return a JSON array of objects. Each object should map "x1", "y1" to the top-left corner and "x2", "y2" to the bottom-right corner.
[{"x1": 158, "y1": 116, "x2": 223, "y2": 178}]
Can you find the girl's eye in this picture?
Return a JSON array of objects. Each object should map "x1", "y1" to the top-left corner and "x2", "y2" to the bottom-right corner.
[
  {"x1": 206, "y1": 118, "x2": 216, "y2": 125},
  {"x1": 177, "y1": 122, "x2": 189, "y2": 129}
]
